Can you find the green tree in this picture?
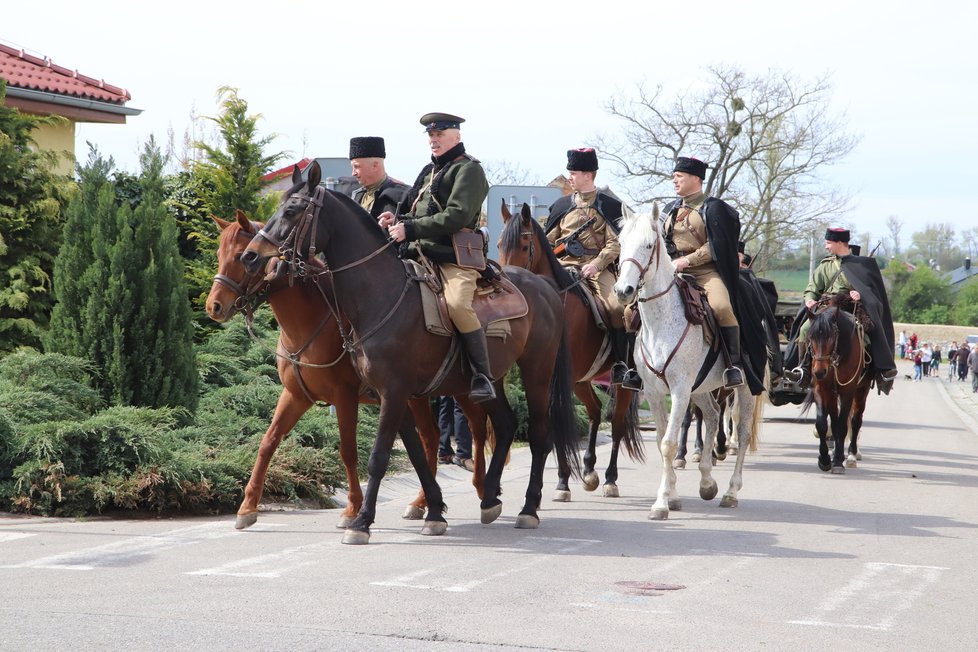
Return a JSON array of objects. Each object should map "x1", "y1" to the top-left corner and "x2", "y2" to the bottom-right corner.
[
  {"x1": 886, "y1": 266, "x2": 952, "y2": 323},
  {"x1": 0, "y1": 79, "x2": 72, "y2": 351},
  {"x1": 951, "y1": 278, "x2": 978, "y2": 326},
  {"x1": 46, "y1": 142, "x2": 198, "y2": 410}
]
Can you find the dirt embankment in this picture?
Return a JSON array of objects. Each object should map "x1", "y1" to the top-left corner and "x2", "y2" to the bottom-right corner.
[{"x1": 894, "y1": 323, "x2": 978, "y2": 348}]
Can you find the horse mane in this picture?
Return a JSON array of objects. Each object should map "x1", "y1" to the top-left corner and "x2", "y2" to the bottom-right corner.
[
  {"x1": 809, "y1": 306, "x2": 855, "y2": 358},
  {"x1": 619, "y1": 209, "x2": 661, "y2": 251},
  {"x1": 322, "y1": 187, "x2": 393, "y2": 251},
  {"x1": 500, "y1": 214, "x2": 575, "y2": 289}
]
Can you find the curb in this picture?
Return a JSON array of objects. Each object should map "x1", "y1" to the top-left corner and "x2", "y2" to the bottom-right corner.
[{"x1": 934, "y1": 378, "x2": 978, "y2": 438}]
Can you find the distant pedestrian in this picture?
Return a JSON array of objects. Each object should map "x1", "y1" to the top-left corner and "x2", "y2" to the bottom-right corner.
[
  {"x1": 959, "y1": 344, "x2": 971, "y2": 381},
  {"x1": 931, "y1": 345, "x2": 941, "y2": 376},
  {"x1": 969, "y1": 346, "x2": 978, "y2": 393},
  {"x1": 898, "y1": 330, "x2": 908, "y2": 359}
]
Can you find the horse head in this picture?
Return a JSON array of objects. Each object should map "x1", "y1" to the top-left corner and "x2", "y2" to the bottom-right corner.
[
  {"x1": 614, "y1": 202, "x2": 669, "y2": 304},
  {"x1": 808, "y1": 307, "x2": 840, "y2": 381},
  {"x1": 498, "y1": 200, "x2": 537, "y2": 270},
  {"x1": 241, "y1": 161, "x2": 322, "y2": 275},
  {"x1": 206, "y1": 209, "x2": 265, "y2": 322}
]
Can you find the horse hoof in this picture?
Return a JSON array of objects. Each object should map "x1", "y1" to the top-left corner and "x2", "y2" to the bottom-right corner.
[
  {"x1": 481, "y1": 503, "x2": 503, "y2": 524},
  {"x1": 714, "y1": 450, "x2": 727, "y2": 462},
  {"x1": 845, "y1": 457, "x2": 857, "y2": 468},
  {"x1": 667, "y1": 498, "x2": 683, "y2": 511},
  {"x1": 818, "y1": 460, "x2": 832, "y2": 472},
  {"x1": 831, "y1": 465, "x2": 846, "y2": 475},
  {"x1": 700, "y1": 481, "x2": 719, "y2": 501},
  {"x1": 649, "y1": 507, "x2": 670, "y2": 520},
  {"x1": 336, "y1": 514, "x2": 355, "y2": 529},
  {"x1": 719, "y1": 495, "x2": 739, "y2": 508},
  {"x1": 673, "y1": 458, "x2": 686, "y2": 469},
  {"x1": 552, "y1": 490, "x2": 571, "y2": 502},
  {"x1": 602, "y1": 484, "x2": 620, "y2": 498},
  {"x1": 421, "y1": 520, "x2": 447, "y2": 536},
  {"x1": 691, "y1": 452, "x2": 701, "y2": 463},
  {"x1": 855, "y1": 452, "x2": 862, "y2": 460},
  {"x1": 582, "y1": 471, "x2": 600, "y2": 492},
  {"x1": 402, "y1": 505, "x2": 425, "y2": 520},
  {"x1": 342, "y1": 529, "x2": 370, "y2": 545},
  {"x1": 234, "y1": 512, "x2": 258, "y2": 530},
  {"x1": 515, "y1": 514, "x2": 540, "y2": 529}
]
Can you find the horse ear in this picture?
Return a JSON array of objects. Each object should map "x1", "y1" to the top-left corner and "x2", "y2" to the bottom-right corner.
[
  {"x1": 520, "y1": 203, "x2": 532, "y2": 221},
  {"x1": 307, "y1": 160, "x2": 322, "y2": 191},
  {"x1": 651, "y1": 201, "x2": 660, "y2": 221},
  {"x1": 292, "y1": 164, "x2": 302, "y2": 186},
  {"x1": 500, "y1": 198, "x2": 511, "y2": 223},
  {"x1": 235, "y1": 209, "x2": 251, "y2": 231},
  {"x1": 212, "y1": 215, "x2": 232, "y2": 230}
]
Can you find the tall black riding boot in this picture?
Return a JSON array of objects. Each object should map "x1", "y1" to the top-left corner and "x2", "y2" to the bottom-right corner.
[
  {"x1": 720, "y1": 326, "x2": 745, "y2": 389},
  {"x1": 460, "y1": 330, "x2": 497, "y2": 404},
  {"x1": 621, "y1": 331, "x2": 643, "y2": 391},
  {"x1": 610, "y1": 326, "x2": 629, "y2": 385}
]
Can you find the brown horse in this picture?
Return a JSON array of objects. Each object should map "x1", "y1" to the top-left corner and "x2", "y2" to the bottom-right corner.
[
  {"x1": 240, "y1": 163, "x2": 580, "y2": 544},
  {"x1": 498, "y1": 201, "x2": 643, "y2": 499},
  {"x1": 801, "y1": 300, "x2": 873, "y2": 472},
  {"x1": 206, "y1": 210, "x2": 478, "y2": 530}
]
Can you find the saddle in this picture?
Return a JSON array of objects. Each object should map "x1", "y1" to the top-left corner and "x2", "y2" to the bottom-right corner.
[
  {"x1": 404, "y1": 259, "x2": 527, "y2": 338},
  {"x1": 628, "y1": 274, "x2": 718, "y2": 347},
  {"x1": 566, "y1": 266, "x2": 613, "y2": 331}
]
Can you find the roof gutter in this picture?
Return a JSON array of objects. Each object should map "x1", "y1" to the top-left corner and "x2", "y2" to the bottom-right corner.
[{"x1": 4, "y1": 86, "x2": 143, "y2": 116}]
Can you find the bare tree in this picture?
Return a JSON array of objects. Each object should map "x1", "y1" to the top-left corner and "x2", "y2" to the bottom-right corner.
[
  {"x1": 596, "y1": 65, "x2": 858, "y2": 270},
  {"x1": 483, "y1": 160, "x2": 541, "y2": 187},
  {"x1": 885, "y1": 215, "x2": 903, "y2": 257}
]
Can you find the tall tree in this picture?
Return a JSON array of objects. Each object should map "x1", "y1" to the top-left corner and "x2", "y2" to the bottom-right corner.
[
  {"x1": 597, "y1": 65, "x2": 857, "y2": 270},
  {"x1": 885, "y1": 215, "x2": 903, "y2": 258},
  {"x1": 907, "y1": 222, "x2": 960, "y2": 271},
  {"x1": 0, "y1": 79, "x2": 72, "y2": 352},
  {"x1": 46, "y1": 142, "x2": 198, "y2": 410}
]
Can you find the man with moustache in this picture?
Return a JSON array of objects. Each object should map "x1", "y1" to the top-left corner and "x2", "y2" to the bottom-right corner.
[{"x1": 348, "y1": 136, "x2": 409, "y2": 218}]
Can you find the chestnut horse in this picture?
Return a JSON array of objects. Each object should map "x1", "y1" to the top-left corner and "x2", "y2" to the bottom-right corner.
[
  {"x1": 498, "y1": 201, "x2": 643, "y2": 500},
  {"x1": 206, "y1": 211, "x2": 478, "y2": 530},
  {"x1": 800, "y1": 300, "x2": 873, "y2": 472},
  {"x1": 241, "y1": 163, "x2": 579, "y2": 544}
]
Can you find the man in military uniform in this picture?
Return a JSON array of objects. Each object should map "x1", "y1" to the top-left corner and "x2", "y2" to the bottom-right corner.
[
  {"x1": 378, "y1": 113, "x2": 495, "y2": 403},
  {"x1": 544, "y1": 148, "x2": 640, "y2": 390},
  {"x1": 784, "y1": 228, "x2": 897, "y2": 393},
  {"x1": 349, "y1": 136, "x2": 409, "y2": 218},
  {"x1": 663, "y1": 157, "x2": 745, "y2": 389}
]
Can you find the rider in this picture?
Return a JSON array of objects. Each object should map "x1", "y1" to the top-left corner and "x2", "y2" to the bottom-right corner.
[
  {"x1": 662, "y1": 157, "x2": 744, "y2": 389},
  {"x1": 377, "y1": 113, "x2": 495, "y2": 403},
  {"x1": 543, "y1": 148, "x2": 641, "y2": 391},
  {"x1": 784, "y1": 228, "x2": 898, "y2": 393},
  {"x1": 349, "y1": 136, "x2": 409, "y2": 218}
]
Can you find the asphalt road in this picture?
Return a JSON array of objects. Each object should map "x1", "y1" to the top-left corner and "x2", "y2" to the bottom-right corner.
[{"x1": 2, "y1": 373, "x2": 977, "y2": 651}]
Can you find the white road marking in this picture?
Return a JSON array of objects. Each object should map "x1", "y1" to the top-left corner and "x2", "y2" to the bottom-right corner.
[
  {"x1": 787, "y1": 561, "x2": 948, "y2": 631},
  {"x1": 0, "y1": 532, "x2": 37, "y2": 543},
  {"x1": 0, "y1": 522, "x2": 250, "y2": 571},
  {"x1": 371, "y1": 535, "x2": 600, "y2": 593},
  {"x1": 188, "y1": 541, "x2": 329, "y2": 577}
]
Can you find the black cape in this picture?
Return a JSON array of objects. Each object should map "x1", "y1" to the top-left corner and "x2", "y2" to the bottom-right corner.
[
  {"x1": 742, "y1": 271, "x2": 783, "y2": 378},
  {"x1": 352, "y1": 176, "x2": 410, "y2": 219}
]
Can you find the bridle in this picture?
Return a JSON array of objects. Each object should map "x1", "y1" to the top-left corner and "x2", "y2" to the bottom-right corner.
[
  {"x1": 808, "y1": 306, "x2": 867, "y2": 387},
  {"x1": 212, "y1": 222, "x2": 272, "y2": 313},
  {"x1": 251, "y1": 185, "x2": 407, "y2": 355}
]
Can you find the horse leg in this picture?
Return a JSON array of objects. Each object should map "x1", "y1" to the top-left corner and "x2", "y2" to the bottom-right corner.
[
  {"x1": 236, "y1": 389, "x2": 312, "y2": 530},
  {"x1": 650, "y1": 389, "x2": 687, "y2": 520},
  {"x1": 480, "y1": 398, "x2": 518, "y2": 524},
  {"x1": 692, "y1": 407, "x2": 705, "y2": 463},
  {"x1": 333, "y1": 392, "x2": 364, "y2": 529},
  {"x1": 831, "y1": 394, "x2": 853, "y2": 473},
  {"x1": 457, "y1": 398, "x2": 488, "y2": 500},
  {"x1": 692, "y1": 394, "x2": 720, "y2": 502},
  {"x1": 403, "y1": 397, "x2": 439, "y2": 520},
  {"x1": 847, "y1": 383, "x2": 870, "y2": 467},
  {"x1": 514, "y1": 361, "x2": 557, "y2": 529},
  {"x1": 602, "y1": 386, "x2": 632, "y2": 497},
  {"x1": 814, "y1": 385, "x2": 833, "y2": 472},
  {"x1": 675, "y1": 406, "x2": 692, "y2": 469},
  {"x1": 714, "y1": 396, "x2": 728, "y2": 462},
  {"x1": 719, "y1": 387, "x2": 756, "y2": 508},
  {"x1": 397, "y1": 410, "x2": 448, "y2": 535},
  {"x1": 579, "y1": 382, "x2": 602, "y2": 494}
]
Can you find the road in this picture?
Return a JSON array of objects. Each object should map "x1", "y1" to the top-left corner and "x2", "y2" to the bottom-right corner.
[{"x1": 2, "y1": 372, "x2": 977, "y2": 651}]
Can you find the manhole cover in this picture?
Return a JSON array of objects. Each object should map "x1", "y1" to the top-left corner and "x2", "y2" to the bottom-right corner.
[{"x1": 615, "y1": 580, "x2": 686, "y2": 596}]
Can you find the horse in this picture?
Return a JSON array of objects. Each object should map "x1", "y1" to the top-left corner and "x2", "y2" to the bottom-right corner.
[
  {"x1": 800, "y1": 299, "x2": 873, "y2": 472},
  {"x1": 614, "y1": 206, "x2": 767, "y2": 519},
  {"x1": 498, "y1": 201, "x2": 643, "y2": 500},
  {"x1": 240, "y1": 162, "x2": 579, "y2": 544},
  {"x1": 206, "y1": 210, "x2": 460, "y2": 529}
]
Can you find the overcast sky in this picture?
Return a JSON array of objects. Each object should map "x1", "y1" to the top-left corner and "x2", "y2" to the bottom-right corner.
[{"x1": 5, "y1": 0, "x2": 976, "y2": 248}]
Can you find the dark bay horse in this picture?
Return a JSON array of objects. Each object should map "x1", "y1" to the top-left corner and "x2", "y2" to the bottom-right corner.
[
  {"x1": 241, "y1": 162, "x2": 579, "y2": 544},
  {"x1": 498, "y1": 201, "x2": 643, "y2": 500},
  {"x1": 206, "y1": 211, "x2": 452, "y2": 529},
  {"x1": 801, "y1": 300, "x2": 873, "y2": 472}
]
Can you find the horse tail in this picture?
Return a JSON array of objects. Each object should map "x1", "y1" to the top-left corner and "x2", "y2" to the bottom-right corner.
[
  {"x1": 746, "y1": 365, "x2": 770, "y2": 453},
  {"x1": 549, "y1": 325, "x2": 582, "y2": 478},
  {"x1": 483, "y1": 418, "x2": 511, "y2": 467},
  {"x1": 605, "y1": 389, "x2": 645, "y2": 463}
]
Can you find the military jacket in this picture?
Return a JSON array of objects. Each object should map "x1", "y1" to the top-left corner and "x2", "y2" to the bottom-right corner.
[
  {"x1": 353, "y1": 175, "x2": 409, "y2": 219},
  {"x1": 546, "y1": 191, "x2": 620, "y2": 271},
  {"x1": 804, "y1": 254, "x2": 851, "y2": 302}
]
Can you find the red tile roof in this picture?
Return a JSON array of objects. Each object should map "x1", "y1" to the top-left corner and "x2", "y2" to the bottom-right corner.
[
  {"x1": 0, "y1": 42, "x2": 130, "y2": 104},
  {"x1": 261, "y1": 158, "x2": 312, "y2": 183}
]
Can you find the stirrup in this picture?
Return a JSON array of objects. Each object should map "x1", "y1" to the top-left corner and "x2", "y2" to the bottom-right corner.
[
  {"x1": 611, "y1": 362, "x2": 628, "y2": 385},
  {"x1": 621, "y1": 369, "x2": 644, "y2": 392},
  {"x1": 784, "y1": 366, "x2": 805, "y2": 383},
  {"x1": 469, "y1": 373, "x2": 496, "y2": 404},
  {"x1": 723, "y1": 366, "x2": 744, "y2": 389}
]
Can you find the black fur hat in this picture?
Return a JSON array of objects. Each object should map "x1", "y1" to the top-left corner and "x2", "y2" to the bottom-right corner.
[
  {"x1": 566, "y1": 148, "x2": 598, "y2": 172},
  {"x1": 349, "y1": 136, "x2": 386, "y2": 159},
  {"x1": 674, "y1": 156, "x2": 707, "y2": 179},
  {"x1": 825, "y1": 228, "x2": 850, "y2": 243}
]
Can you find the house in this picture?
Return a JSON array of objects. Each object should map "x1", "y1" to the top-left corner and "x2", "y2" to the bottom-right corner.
[
  {"x1": 946, "y1": 257, "x2": 978, "y2": 291},
  {"x1": 0, "y1": 41, "x2": 141, "y2": 175}
]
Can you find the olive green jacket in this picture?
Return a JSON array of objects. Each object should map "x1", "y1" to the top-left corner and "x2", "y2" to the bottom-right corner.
[
  {"x1": 402, "y1": 156, "x2": 489, "y2": 263},
  {"x1": 803, "y1": 254, "x2": 851, "y2": 302}
]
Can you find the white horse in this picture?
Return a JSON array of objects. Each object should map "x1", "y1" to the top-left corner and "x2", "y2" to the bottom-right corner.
[{"x1": 614, "y1": 205, "x2": 767, "y2": 520}]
